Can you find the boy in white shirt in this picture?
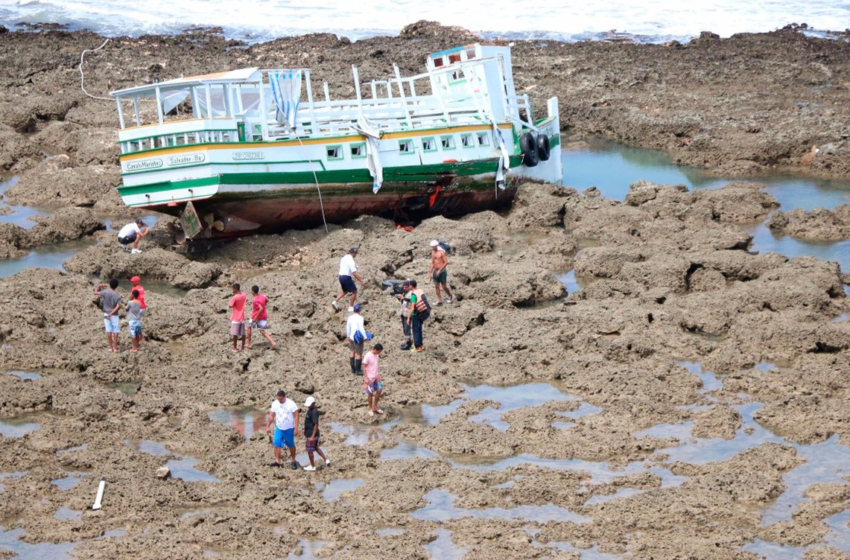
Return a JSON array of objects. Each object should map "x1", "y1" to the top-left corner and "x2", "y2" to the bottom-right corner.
[{"x1": 332, "y1": 247, "x2": 366, "y2": 312}]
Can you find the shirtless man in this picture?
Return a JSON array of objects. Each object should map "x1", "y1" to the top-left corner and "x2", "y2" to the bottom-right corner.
[{"x1": 429, "y1": 240, "x2": 453, "y2": 305}]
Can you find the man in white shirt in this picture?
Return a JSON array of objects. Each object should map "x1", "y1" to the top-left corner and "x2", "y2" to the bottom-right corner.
[
  {"x1": 345, "y1": 304, "x2": 367, "y2": 375},
  {"x1": 265, "y1": 389, "x2": 301, "y2": 469},
  {"x1": 117, "y1": 218, "x2": 150, "y2": 253},
  {"x1": 332, "y1": 247, "x2": 366, "y2": 312}
]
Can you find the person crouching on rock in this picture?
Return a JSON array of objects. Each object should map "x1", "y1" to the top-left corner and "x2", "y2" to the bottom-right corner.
[
  {"x1": 266, "y1": 389, "x2": 300, "y2": 470},
  {"x1": 118, "y1": 218, "x2": 150, "y2": 254},
  {"x1": 94, "y1": 279, "x2": 122, "y2": 353},
  {"x1": 247, "y1": 285, "x2": 277, "y2": 350},
  {"x1": 228, "y1": 283, "x2": 247, "y2": 353},
  {"x1": 362, "y1": 343, "x2": 384, "y2": 416},
  {"x1": 127, "y1": 289, "x2": 143, "y2": 353},
  {"x1": 346, "y1": 304, "x2": 367, "y2": 375},
  {"x1": 303, "y1": 396, "x2": 330, "y2": 472}
]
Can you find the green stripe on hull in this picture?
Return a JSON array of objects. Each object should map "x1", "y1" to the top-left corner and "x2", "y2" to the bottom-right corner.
[{"x1": 118, "y1": 156, "x2": 523, "y2": 197}]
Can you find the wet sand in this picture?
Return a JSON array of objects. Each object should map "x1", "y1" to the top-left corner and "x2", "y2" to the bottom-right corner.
[{"x1": 0, "y1": 21, "x2": 849, "y2": 560}]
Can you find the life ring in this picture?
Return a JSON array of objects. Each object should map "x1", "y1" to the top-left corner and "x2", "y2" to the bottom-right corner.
[
  {"x1": 520, "y1": 133, "x2": 539, "y2": 167},
  {"x1": 537, "y1": 134, "x2": 551, "y2": 161}
]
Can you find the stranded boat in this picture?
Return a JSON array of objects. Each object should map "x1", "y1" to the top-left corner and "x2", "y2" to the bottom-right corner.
[{"x1": 110, "y1": 43, "x2": 562, "y2": 239}]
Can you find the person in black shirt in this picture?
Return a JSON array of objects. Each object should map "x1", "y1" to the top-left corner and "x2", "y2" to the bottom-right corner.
[{"x1": 303, "y1": 396, "x2": 330, "y2": 471}]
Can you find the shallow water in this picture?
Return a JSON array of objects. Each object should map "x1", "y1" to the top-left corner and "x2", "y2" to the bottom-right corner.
[
  {"x1": 424, "y1": 528, "x2": 467, "y2": 560},
  {"x1": 108, "y1": 381, "x2": 140, "y2": 396},
  {"x1": 51, "y1": 472, "x2": 86, "y2": 491},
  {"x1": 286, "y1": 539, "x2": 330, "y2": 560},
  {"x1": 208, "y1": 407, "x2": 267, "y2": 442},
  {"x1": 0, "y1": 527, "x2": 77, "y2": 560},
  {"x1": 411, "y1": 488, "x2": 591, "y2": 524},
  {"x1": 53, "y1": 507, "x2": 82, "y2": 522},
  {"x1": 742, "y1": 539, "x2": 812, "y2": 559},
  {"x1": 465, "y1": 383, "x2": 577, "y2": 432},
  {"x1": 562, "y1": 140, "x2": 850, "y2": 270},
  {"x1": 0, "y1": 239, "x2": 93, "y2": 279},
  {"x1": 4, "y1": 371, "x2": 41, "y2": 381},
  {"x1": 375, "y1": 528, "x2": 406, "y2": 537},
  {"x1": 562, "y1": 139, "x2": 850, "y2": 211},
  {"x1": 0, "y1": 415, "x2": 41, "y2": 438},
  {"x1": 320, "y1": 478, "x2": 364, "y2": 502},
  {"x1": 0, "y1": 175, "x2": 49, "y2": 230},
  {"x1": 124, "y1": 439, "x2": 219, "y2": 482}
]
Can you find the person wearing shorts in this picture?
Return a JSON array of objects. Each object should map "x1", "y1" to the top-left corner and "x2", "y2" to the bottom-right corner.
[
  {"x1": 94, "y1": 279, "x2": 122, "y2": 353},
  {"x1": 346, "y1": 304, "x2": 366, "y2": 375},
  {"x1": 332, "y1": 247, "x2": 366, "y2": 312},
  {"x1": 130, "y1": 276, "x2": 146, "y2": 341},
  {"x1": 127, "y1": 289, "x2": 143, "y2": 353},
  {"x1": 247, "y1": 285, "x2": 277, "y2": 350},
  {"x1": 266, "y1": 390, "x2": 300, "y2": 469},
  {"x1": 362, "y1": 344, "x2": 384, "y2": 416},
  {"x1": 302, "y1": 396, "x2": 330, "y2": 472},
  {"x1": 228, "y1": 283, "x2": 247, "y2": 353},
  {"x1": 429, "y1": 240, "x2": 453, "y2": 305},
  {"x1": 117, "y1": 218, "x2": 149, "y2": 253}
]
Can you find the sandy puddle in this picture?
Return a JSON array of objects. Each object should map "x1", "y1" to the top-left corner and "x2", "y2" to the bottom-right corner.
[
  {"x1": 317, "y1": 478, "x2": 364, "y2": 502},
  {"x1": 207, "y1": 407, "x2": 267, "y2": 443},
  {"x1": 0, "y1": 414, "x2": 42, "y2": 438},
  {"x1": 3, "y1": 370, "x2": 41, "y2": 381}
]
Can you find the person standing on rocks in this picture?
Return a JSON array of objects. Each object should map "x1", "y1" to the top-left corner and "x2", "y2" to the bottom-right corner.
[
  {"x1": 303, "y1": 396, "x2": 330, "y2": 472},
  {"x1": 362, "y1": 344, "x2": 384, "y2": 416},
  {"x1": 332, "y1": 247, "x2": 366, "y2": 312},
  {"x1": 130, "y1": 276, "x2": 146, "y2": 342},
  {"x1": 397, "y1": 280, "x2": 413, "y2": 350},
  {"x1": 266, "y1": 390, "x2": 300, "y2": 470},
  {"x1": 247, "y1": 285, "x2": 277, "y2": 350},
  {"x1": 346, "y1": 304, "x2": 367, "y2": 375},
  {"x1": 94, "y1": 279, "x2": 122, "y2": 353},
  {"x1": 228, "y1": 283, "x2": 247, "y2": 353},
  {"x1": 127, "y1": 289, "x2": 143, "y2": 353},
  {"x1": 117, "y1": 218, "x2": 150, "y2": 253},
  {"x1": 407, "y1": 280, "x2": 430, "y2": 352},
  {"x1": 429, "y1": 240, "x2": 453, "y2": 305}
]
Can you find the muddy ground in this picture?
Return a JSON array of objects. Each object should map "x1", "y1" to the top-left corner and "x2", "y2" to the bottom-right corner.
[{"x1": 0, "y1": 20, "x2": 850, "y2": 560}]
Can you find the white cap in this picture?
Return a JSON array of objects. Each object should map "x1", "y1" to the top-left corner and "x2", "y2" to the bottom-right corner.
[
  {"x1": 430, "y1": 240, "x2": 439, "y2": 247},
  {"x1": 304, "y1": 396, "x2": 316, "y2": 407}
]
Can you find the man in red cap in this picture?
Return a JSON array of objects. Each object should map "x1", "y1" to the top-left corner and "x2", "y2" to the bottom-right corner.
[{"x1": 130, "y1": 276, "x2": 146, "y2": 342}]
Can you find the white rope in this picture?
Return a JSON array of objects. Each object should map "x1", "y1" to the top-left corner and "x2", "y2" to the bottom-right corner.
[
  {"x1": 296, "y1": 136, "x2": 329, "y2": 233},
  {"x1": 79, "y1": 38, "x2": 112, "y2": 101}
]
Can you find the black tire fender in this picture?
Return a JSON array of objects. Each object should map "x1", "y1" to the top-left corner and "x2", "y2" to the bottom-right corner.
[
  {"x1": 520, "y1": 132, "x2": 539, "y2": 167},
  {"x1": 537, "y1": 133, "x2": 551, "y2": 161}
]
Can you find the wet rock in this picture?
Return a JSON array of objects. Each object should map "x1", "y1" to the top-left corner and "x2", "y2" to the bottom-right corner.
[
  {"x1": 766, "y1": 204, "x2": 850, "y2": 241},
  {"x1": 5, "y1": 156, "x2": 123, "y2": 210}
]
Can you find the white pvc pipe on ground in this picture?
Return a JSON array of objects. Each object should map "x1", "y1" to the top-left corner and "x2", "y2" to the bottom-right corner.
[{"x1": 92, "y1": 479, "x2": 106, "y2": 510}]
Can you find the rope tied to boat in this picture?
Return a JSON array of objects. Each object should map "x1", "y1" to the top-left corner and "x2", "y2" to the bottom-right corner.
[
  {"x1": 296, "y1": 136, "x2": 329, "y2": 233},
  {"x1": 79, "y1": 38, "x2": 112, "y2": 101}
]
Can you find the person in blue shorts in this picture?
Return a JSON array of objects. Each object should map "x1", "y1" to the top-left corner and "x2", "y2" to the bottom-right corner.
[{"x1": 265, "y1": 389, "x2": 300, "y2": 469}]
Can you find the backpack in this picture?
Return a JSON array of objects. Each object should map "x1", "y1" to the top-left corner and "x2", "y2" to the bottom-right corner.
[
  {"x1": 353, "y1": 330, "x2": 364, "y2": 344},
  {"x1": 438, "y1": 239, "x2": 452, "y2": 255},
  {"x1": 414, "y1": 293, "x2": 431, "y2": 319}
]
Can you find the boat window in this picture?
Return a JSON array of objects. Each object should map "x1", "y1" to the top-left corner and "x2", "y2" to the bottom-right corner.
[
  {"x1": 350, "y1": 143, "x2": 366, "y2": 158},
  {"x1": 476, "y1": 132, "x2": 490, "y2": 147},
  {"x1": 326, "y1": 145, "x2": 343, "y2": 160},
  {"x1": 398, "y1": 139, "x2": 414, "y2": 154},
  {"x1": 466, "y1": 48, "x2": 476, "y2": 59},
  {"x1": 422, "y1": 137, "x2": 437, "y2": 152},
  {"x1": 450, "y1": 70, "x2": 464, "y2": 82},
  {"x1": 461, "y1": 133, "x2": 475, "y2": 148},
  {"x1": 433, "y1": 57, "x2": 444, "y2": 68},
  {"x1": 440, "y1": 135, "x2": 455, "y2": 150},
  {"x1": 449, "y1": 53, "x2": 461, "y2": 63}
]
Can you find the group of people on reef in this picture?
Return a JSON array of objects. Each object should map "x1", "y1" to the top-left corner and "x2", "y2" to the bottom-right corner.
[{"x1": 99, "y1": 221, "x2": 454, "y2": 471}]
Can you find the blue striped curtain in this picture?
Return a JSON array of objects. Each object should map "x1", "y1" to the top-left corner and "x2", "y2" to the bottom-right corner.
[{"x1": 270, "y1": 70, "x2": 302, "y2": 128}]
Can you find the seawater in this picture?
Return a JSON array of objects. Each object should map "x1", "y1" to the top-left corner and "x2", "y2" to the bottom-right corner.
[
  {"x1": 1, "y1": 0, "x2": 849, "y2": 44},
  {"x1": 561, "y1": 139, "x2": 850, "y2": 271}
]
